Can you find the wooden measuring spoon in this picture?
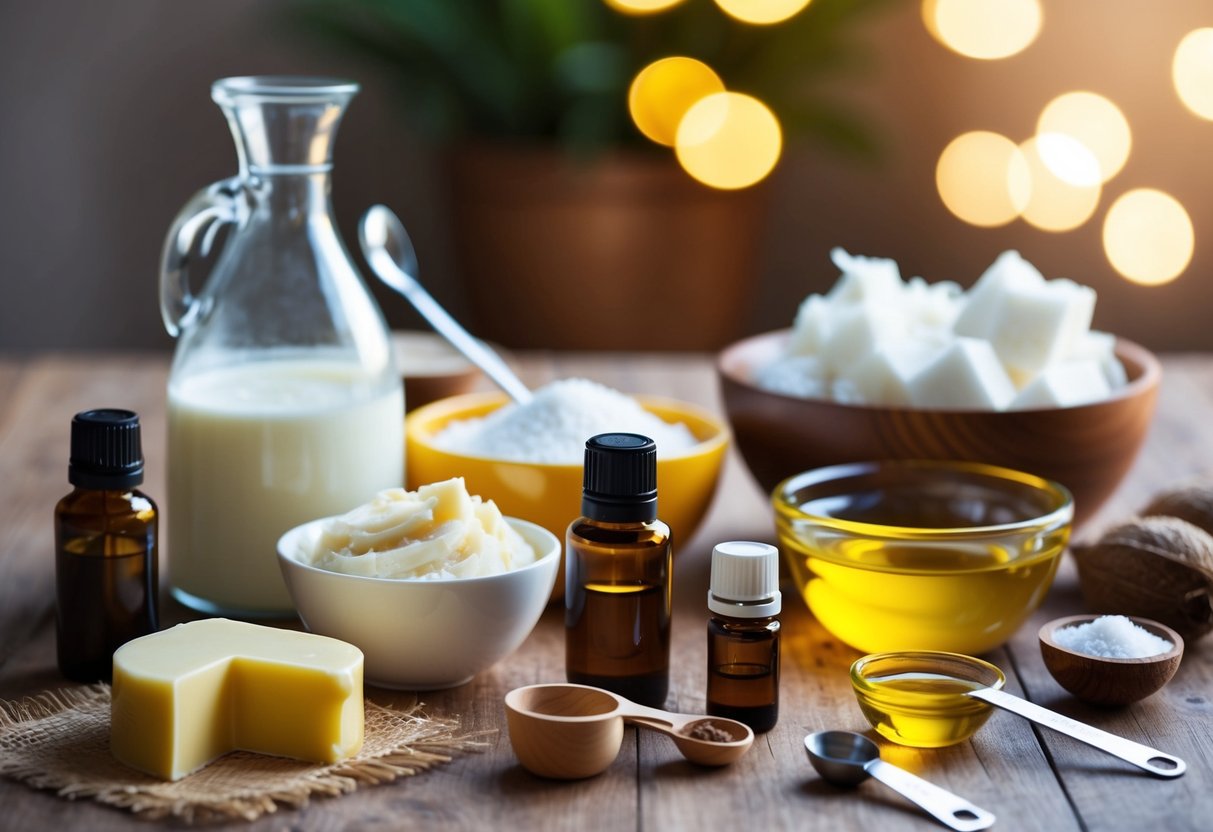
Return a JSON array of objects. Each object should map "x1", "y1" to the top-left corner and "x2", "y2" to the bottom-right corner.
[
  {"x1": 505, "y1": 683, "x2": 753, "y2": 779},
  {"x1": 620, "y1": 705, "x2": 753, "y2": 766}
]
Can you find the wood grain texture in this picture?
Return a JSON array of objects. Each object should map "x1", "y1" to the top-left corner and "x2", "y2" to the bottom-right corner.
[
  {"x1": 1039, "y1": 616, "x2": 1183, "y2": 706},
  {"x1": 718, "y1": 330, "x2": 1161, "y2": 526},
  {"x1": 0, "y1": 350, "x2": 1207, "y2": 831},
  {"x1": 504, "y1": 685, "x2": 627, "y2": 779}
]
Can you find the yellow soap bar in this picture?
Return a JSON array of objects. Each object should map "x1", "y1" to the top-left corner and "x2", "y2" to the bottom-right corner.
[{"x1": 111, "y1": 618, "x2": 364, "y2": 781}]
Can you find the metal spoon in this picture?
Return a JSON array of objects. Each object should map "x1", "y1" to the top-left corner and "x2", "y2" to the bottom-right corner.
[
  {"x1": 359, "y1": 204, "x2": 532, "y2": 404},
  {"x1": 805, "y1": 731, "x2": 995, "y2": 831},
  {"x1": 967, "y1": 687, "x2": 1186, "y2": 778}
]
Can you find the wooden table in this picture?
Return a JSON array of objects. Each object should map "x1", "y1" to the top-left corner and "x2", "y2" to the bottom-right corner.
[{"x1": 0, "y1": 351, "x2": 1209, "y2": 831}]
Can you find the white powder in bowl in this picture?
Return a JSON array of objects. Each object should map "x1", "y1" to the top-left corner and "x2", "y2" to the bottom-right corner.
[
  {"x1": 432, "y1": 378, "x2": 699, "y2": 464},
  {"x1": 1053, "y1": 615, "x2": 1173, "y2": 659}
]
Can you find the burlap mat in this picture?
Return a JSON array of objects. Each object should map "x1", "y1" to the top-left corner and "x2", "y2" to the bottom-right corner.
[{"x1": 0, "y1": 684, "x2": 490, "y2": 823}]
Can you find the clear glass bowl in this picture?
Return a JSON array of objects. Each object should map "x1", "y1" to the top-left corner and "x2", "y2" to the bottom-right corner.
[
  {"x1": 774, "y1": 460, "x2": 1073, "y2": 654},
  {"x1": 850, "y1": 651, "x2": 1006, "y2": 748}
]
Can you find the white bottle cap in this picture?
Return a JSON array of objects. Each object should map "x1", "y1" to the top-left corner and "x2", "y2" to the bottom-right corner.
[{"x1": 708, "y1": 541, "x2": 781, "y2": 618}]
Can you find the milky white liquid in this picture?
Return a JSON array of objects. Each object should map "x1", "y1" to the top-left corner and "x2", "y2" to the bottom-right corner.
[{"x1": 167, "y1": 361, "x2": 404, "y2": 615}]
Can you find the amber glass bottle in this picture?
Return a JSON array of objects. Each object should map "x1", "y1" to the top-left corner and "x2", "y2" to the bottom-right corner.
[
  {"x1": 54, "y1": 409, "x2": 159, "y2": 683},
  {"x1": 706, "y1": 541, "x2": 781, "y2": 733},
  {"x1": 565, "y1": 433, "x2": 672, "y2": 708}
]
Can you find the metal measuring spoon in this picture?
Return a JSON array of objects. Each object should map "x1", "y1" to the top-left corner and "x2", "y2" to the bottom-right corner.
[
  {"x1": 359, "y1": 204, "x2": 533, "y2": 404},
  {"x1": 805, "y1": 731, "x2": 995, "y2": 831},
  {"x1": 967, "y1": 688, "x2": 1186, "y2": 778}
]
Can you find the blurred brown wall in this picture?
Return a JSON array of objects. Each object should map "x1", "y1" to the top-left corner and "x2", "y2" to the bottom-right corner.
[{"x1": 2, "y1": 0, "x2": 1211, "y2": 353}]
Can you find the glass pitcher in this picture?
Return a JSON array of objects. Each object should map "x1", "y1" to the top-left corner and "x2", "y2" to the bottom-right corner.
[{"x1": 160, "y1": 76, "x2": 403, "y2": 618}]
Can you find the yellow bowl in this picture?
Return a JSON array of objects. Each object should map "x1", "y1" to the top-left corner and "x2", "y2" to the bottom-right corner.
[
  {"x1": 406, "y1": 392, "x2": 730, "y2": 596},
  {"x1": 774, "y1": 460, "x2": 1073, "y2": 654}
]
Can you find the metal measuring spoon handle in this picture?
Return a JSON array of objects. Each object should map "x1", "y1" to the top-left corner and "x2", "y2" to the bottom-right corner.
[
  {"x1": 360, "y1": 205, "x2": 533, "y2": 405},
  {"x1": 969, "y1": 688, "x2": 1186, "y2": 778},
  {"x1": 864, "y1": 759, "x2": 996, "y2": 831},
  {"x1": 806, "y1": 732, "x2": 995, "y2": 831}
]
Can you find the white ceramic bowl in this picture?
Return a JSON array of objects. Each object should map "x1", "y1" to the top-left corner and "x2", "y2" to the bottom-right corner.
[{"x1": 277, "y1": 516, "x2": 560, "y2": 690}]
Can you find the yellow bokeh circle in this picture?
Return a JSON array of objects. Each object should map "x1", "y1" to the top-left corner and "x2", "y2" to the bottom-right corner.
[
  {"x1": 629, "y1": 57, "x2": 725, "y2": 147},
  {"x1": 1103, "y1": 189, "x2": 1194, "y2": 286},
  {"x1": 675, "y1": 92, "x2": 782, "y2": 190},
  {"x1": 1018, "y1": 136, "x2": 1101, "y2": 232},
  {"x1": 1037, "y1": 91, "x2": 1131, "y2": 183},
  {"x1": 1173, "y1": 28, "x2": 1213, "y2": 120},
  {"x1": 935, "y1": 131, "x2": 1030, "y2": 227},
  {"x1": 923, "y1": 0, "x2": 1042, "y2": 60},
  {"x1": 1034, "y1": 132, "x2": 1102, "y2": 189},
  {"x1": 604, "y1": 0, "x2": 686, "y2": 15},
  {"x1": 714, "y1": 0, "x2": 811, "y2": 26}
]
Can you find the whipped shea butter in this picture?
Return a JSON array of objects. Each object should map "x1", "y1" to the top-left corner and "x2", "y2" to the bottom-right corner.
[{"x1": 304, "y1": 478, "x2": 538, "y2": 580}]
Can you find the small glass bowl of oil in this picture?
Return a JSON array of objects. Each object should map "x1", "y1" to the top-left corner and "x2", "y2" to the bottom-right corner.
[
  {"x1": 773, "y1": 460, "x2": 1072, "y2": 654},
  {"x1": 851, "y1": 651, "x2": 1005, "y2": 748}
]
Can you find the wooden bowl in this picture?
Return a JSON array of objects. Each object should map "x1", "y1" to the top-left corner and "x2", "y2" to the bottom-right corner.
[
  {"x1": 1039, "y1": 615, "x2": 1184, "y2": 706},
  {"x1": 392, "y1": 330, "x2": 481, "y2": 413},
  {"x1": 717, "y1": 329, "x2": 1160, "y2": 526}
]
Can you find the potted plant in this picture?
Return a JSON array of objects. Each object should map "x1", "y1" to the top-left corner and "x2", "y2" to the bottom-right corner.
[{"x1": 292, "y1": 0, "x2": 893, "y2": 349}]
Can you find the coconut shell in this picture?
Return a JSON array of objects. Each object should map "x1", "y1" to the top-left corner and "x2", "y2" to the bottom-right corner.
[
  {"x1": 1142, "y1": 481, "x2": 1213, "y2": 537},
  {"x1": 1072, "y1": 515, "x2": 1213, "y2": 641}
]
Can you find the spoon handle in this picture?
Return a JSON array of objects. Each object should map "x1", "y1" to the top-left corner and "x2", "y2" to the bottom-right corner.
[
  {"x1": 364, "y1": 245, "x2": 533, "y2": 405},
  {"x1": 969, "y1": 688, "x2": 1186, "y2": 778},
  {"x1": 614, "y1": 701, "x2": 695, "y2": 732},
  {"x1": 865, "y1": 759, "x2": 996, "y2": 831}
]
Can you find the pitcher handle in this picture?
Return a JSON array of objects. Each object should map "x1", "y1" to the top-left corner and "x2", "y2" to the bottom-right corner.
[{"x1": 158, "y1": 176, "x2": 252, "y2": 337}]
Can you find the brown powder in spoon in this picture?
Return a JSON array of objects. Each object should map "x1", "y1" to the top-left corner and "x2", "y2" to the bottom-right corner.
[{"x1": 684, "y1": 721, "x2": 734, "y2": 743}]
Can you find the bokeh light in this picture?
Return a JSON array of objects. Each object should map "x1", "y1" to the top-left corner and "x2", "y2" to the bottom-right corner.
[
  {"x1": 1034, "y1": 132, "x2": 1101, "y2": 188},
  {"x1": 1018, "y1": 136, "x2": 1101, "y2": 232},
  {"x1": 604, "y1": 0, "x2": 685, "y2": 14},
  {"x1": 1103, "y1": 189, "x2": 1194, "y2": 286},
  {"x1": 714, "y1": 0, "x2": 811, "y2": 25},
  {"x1": 604, "y1": 0, "x2": 684, "y2": 13},
  {"x1": 935, "y1": 131, "x2": 1030, "y2": 227},
  {"x1": 1173, "y1": 28, "x2": 1213, "y2": 120},
  {"x1": 675, "y1": 92, "x2": 782, "y2": 190},
  {"x1": 1036, "y1": 91, "x2": 1131, "y2": 183},
  {"x1": 923, "y1": 0, "x2": 1042, "y2": 60},
  {"x1": 628, "y1": 57, "x2": 725, "y2": 147}
]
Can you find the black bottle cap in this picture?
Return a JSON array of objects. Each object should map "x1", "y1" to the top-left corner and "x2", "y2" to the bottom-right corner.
[
  {"x1": 581, "y1": 433, "x2": 658, "y2": 523},
  {"x1": 68, "y1": 409, "x2": 145, "y2": 490}
]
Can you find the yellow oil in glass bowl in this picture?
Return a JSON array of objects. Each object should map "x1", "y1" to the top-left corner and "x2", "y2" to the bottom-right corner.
[
  {"x1": 851, "y1": 651, "x2": 1005, "y2": 748},
  {"x1": 774, "y1": 460, "x2": 1072, "y2": 654}
]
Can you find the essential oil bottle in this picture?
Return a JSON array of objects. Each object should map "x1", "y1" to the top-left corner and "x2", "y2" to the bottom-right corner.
[
  {"x1": 706, "y1": 541, "x2": 781, "y2": 733},
  {"x1": 55, "y1": 409, "x2": 159, "y2": 683},
  {"x1": 565, "y1": 433, "x2": 672, "y2": 708}
]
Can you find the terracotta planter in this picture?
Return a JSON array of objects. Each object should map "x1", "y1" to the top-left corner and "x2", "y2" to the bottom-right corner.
[{"x1": 448, "y1": 144, "x2": 769, "y2": 351}]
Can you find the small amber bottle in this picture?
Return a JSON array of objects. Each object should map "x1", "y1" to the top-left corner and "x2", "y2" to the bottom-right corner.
[
  {"x1": 565, "y1": 433, "x2": 672, "y2": 708},
  {"x1": 54, "y1": 409, "x2": 159, "y2": 683},
  {"x1": 706, "y1": 541, "x2": 781, "y2": 733}
]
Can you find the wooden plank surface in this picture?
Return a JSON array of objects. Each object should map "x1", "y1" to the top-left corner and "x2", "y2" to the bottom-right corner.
[{"x1": 0, "y1": 351, "x2": 1208, "y2": 831}]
